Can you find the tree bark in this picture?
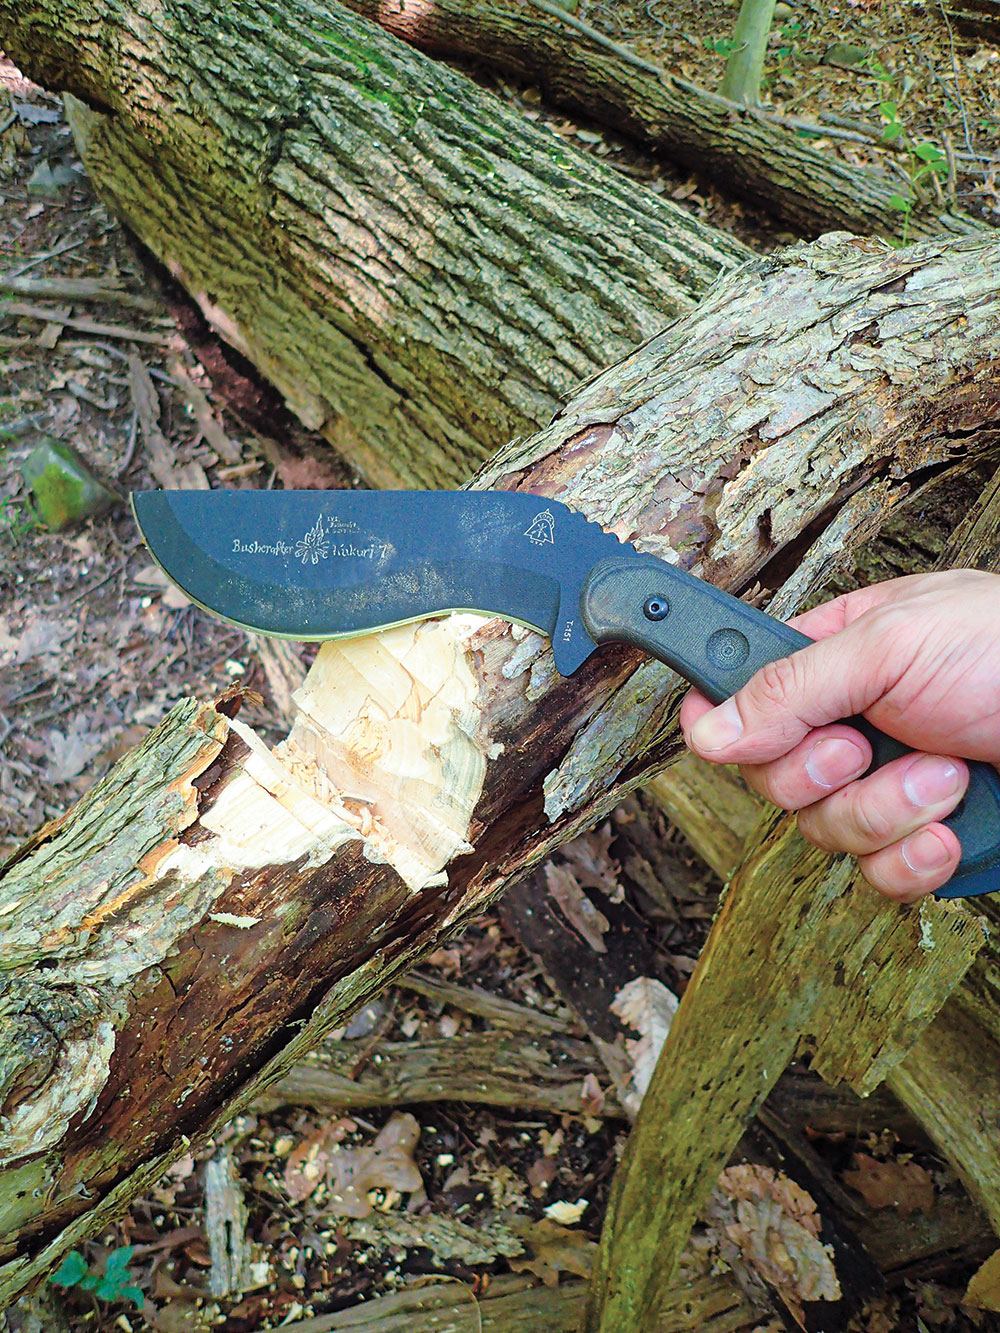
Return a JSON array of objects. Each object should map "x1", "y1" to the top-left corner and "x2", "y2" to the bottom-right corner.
[
  {"x1": 3, "y1": 233, "x2": 1000, "y2": 1303},
  {"x1": 344, "y1": 0, "x2": 983, "y2": 240},
  {"x1": 0, "y1": 0, "x2": 750, "y2": 490}
]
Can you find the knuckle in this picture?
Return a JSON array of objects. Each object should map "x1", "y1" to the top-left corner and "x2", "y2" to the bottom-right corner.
[
  {"x1": 753, "y1": 655, "x2": 805, "y2": 710},
  {"x1": 846, "y1": 793, "x2": 897, "y2": 849},
  {"x1": 795, "y1": 808, "x2": 839, "y2": 854}
]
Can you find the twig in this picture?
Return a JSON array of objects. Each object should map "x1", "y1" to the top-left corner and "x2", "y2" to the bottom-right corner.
[
  {"x1": 937, "y1": 0, "x2": 979, "y2": 164},
  {"x1": 0, "y1": 275, "x2": 159, "y2": 311},
  {"x1": 5, "y1": 225, "x2": 116, "y2": 279},
  {"x1": 397, "y1": 971, "x2": 573, "y2": 1034},
  {"x1": 0, "y1": 301, "x2": 168, "y2": 344}
]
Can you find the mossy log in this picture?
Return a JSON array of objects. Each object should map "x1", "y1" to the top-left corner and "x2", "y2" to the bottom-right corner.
[
  {"x1": 636, "y1": 461, "x2": 1000, "y2": 1246},
  {"x1": 3, "y1": 236, "x2": 1000, "y2": 1304},
  {"x1": 343, "y1": 0, "x2": 980, "y2": 240},
  {"x1": 0, "y1": 0, "x2": 750, "y2": 490}
]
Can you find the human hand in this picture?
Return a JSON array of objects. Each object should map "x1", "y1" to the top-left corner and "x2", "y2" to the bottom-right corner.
[{"x1": 679, "y1": 570, "x2": 1000, "y2": 901}]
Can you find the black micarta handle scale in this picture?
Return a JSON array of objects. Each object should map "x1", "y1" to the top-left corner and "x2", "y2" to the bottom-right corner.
[{"x1": 580, "y1": 556, "x2": 1000, "y2": 900}]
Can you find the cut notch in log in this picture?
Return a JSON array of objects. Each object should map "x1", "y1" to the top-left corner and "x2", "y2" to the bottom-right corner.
[{"x1": 4, "y1": 233, "x2": 1000, "y2": 1305}]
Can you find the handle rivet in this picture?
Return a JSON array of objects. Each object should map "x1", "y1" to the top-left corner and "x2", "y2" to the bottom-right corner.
[{"x1": 643, "y1": 596, "x2": 670, "y2": 622}]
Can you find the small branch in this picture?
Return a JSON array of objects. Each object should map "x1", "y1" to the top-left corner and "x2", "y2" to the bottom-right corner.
[
  {"x1": 1, "y1": 301, "x2": 168, "y2": 344},
  {"x1": 0, "y1": 274, "x2": 160, "y2": 310}
]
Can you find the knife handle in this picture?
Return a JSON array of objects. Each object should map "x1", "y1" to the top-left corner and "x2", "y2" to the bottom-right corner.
[{"x1": 580, "y1": 556, "x2": 1000, "y2": 899}]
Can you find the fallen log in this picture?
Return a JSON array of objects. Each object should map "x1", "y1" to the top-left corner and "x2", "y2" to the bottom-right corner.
[
  {"x1": 586, "y1": 459, "x2": 1000, "y2": 1329},
  {"x1": 641, "y1": 460, "x2": 1000, "y2": 1241},
  {"x1": 3, "y1": 234, "x2": 1000, "y2": 1306},
  {"x1": 0, "y1": 0, "x2": 749, "y2": 490},
  {"x1": 344, "y1": 0, "x2": 981, "y2": 240}
]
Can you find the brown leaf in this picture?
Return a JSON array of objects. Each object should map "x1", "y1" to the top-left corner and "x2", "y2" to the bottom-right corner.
[
  {"x1": 283, "y1": 1117, "x2": 353, "y2": 1204},
  {"x1": 325, "y1": 1112, "x2": 423, "y2": 1219},
  {"x1": 965, "y1": 1246, "x2": 1000, "y2": 1312},
  {"x1": 710, "y1": 1165, "x2": 841, "y2": 1325},
  {"x1": 841, "y1": 1153, "x2": 935, "y2": 1215},
  {"x1": 544, "y1": 862, "x2": 609, "y2": 953},
  {"x1": 509, "y1": 1219, "x2": 597, "y2": 1287}
]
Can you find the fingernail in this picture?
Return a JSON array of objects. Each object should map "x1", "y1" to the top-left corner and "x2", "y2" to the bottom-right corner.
[
  {"x1": 902, "y1": 756, "x2": 962, "y2": 807},
  {"x1": 805, "y1": 738, "x2": 867, "y2": 789},
  {"x1": 901, "y1": 828, "x2": 953, "y2": 873},
  {"x1": 690, "y1": 698, "x2": 744, "y2": 753}
]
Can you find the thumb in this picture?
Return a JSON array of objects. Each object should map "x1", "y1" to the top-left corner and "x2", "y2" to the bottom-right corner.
[{"x1": 686, "y1": 619, "x2": 896, "y2": 764}]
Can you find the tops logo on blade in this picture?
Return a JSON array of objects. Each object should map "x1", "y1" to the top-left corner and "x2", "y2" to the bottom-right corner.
[{"x1": 230, "y1": 513, "x2": 393, "y2": 565}]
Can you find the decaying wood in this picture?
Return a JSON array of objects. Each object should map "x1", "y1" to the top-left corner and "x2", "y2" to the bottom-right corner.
[
  {"x1": 4, "y1": 236, "x2": 1000, "y2": 1304},
  {"x1": 587, "y1": 457, "x2": 1000, "y2": 1331},
  {"x1": 204, "y1": 1147, "x2": 252, "y2": 1299},
  {"x1": 270, "y1": 1272, "x2": 764, "y2": 1333},
  {"x1": 646, "y1": 755, "x2": 764, "y2": 881},
  {"x1": 343, "y1": 0, "x2": 981, "y2": 240},
  {"x1": 0, "y1": 0, "x2": 750, "y2": 490},
  {"x1": 585, "y1": 811, "x2": 986, "y2": 1331},
  {"x1": 255, "y1": 1029, "x2": 622, "y2": 1117},
  {"x1": 395, "y1": 971, "x2": 573, "y2": 1033}
]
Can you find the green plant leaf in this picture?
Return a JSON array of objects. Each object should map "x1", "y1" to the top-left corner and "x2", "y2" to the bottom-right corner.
[
  {"x1": 121, "y1": 1285, "x2": 145, "y2": 1309},
  {"x1": 887, "y1": 193, "x2": 911, "y2": 212},
  {"x1": 49, "y1": 1251, "x2": 90, "y2": 1288},
  {"x1": 104, "y1": 1246, "x2": 135, "y2": 1283},
  {"x1": 879, "y1": 100, "x2": 898, "y2": 119},
  {"x1": 913, "y1": 142, "x2": 945, "y2": 162},
  {"x1": 882, "y1": 123, "x2": 903, "y2": 141}
]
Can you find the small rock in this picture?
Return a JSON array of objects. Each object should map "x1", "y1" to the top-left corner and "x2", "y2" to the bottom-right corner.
[
  {"x1": 823, "y1": 41, "x2": 870, "y2": 69},
  {"x1": 773, "y1": 2, "x2": 795, "y2": 17},
  {"x1": 20, "y1": 439, "x2": 116, "y2": 530},
  {"x1": 26, "y1": 159, "x2": 81, "y2": 199}
]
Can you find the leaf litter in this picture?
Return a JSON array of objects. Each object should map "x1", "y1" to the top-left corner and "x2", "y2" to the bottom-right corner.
[{"x1": 2, "y1": 15, "x2": 997, "y2": 1331}]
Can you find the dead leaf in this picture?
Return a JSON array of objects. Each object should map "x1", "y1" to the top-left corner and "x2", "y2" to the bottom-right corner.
[
  {"x1": 711, "y1": 1165, "x2": 841, "y2": 1325},
  {"x1": 325, "y1": 1112, "x2": 423, "y2": 1219},
  {"x1": 44, "y1": 715, "x2": 106, "y2": 782},
  {"x1": 560, "y1": 823, "x2": 623, "y2": 902},
  {"x1": 841, "y1": 1153, "x2": 935, "y2": 1215},
  {"x1": 10, "y1": 615, "x2": 73, "y2": 663},
  {"x1": 964, "y1": 1246, "x2": 1000, "y2": 1311},
  {"x1": 611, "y1": 975, "x2": 679, "y2": 1113},
  {"x1": 283, "y1": 1117, "x2": 354, "y2": 1204},
  {"x1": 509, "y1": 1218, "x2": 597, "y2": 1287},
  {"x1": 544, "y1": 861, "x2": 609, "y2": 953},
  {"x1": 134, "y1": 563, "x2": 194, "y2": 610}
]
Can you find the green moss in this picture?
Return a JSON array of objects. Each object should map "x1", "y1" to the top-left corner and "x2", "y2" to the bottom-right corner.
[{"x1": 20, "y1": 438, "x2": 116, "y2": 530}]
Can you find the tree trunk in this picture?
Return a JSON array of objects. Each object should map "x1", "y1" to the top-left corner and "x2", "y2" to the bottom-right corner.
[
  {"x1": 344, "y1": 0, "x2": 983, "y2": 240},
  {"x1": 3, "y1": 233, "x2": 1000, "y2": 1303},
  {"x1": 718, "y1": 0, "x2": 778, "y2": 106},
  {"x1": 0, "y1": 0, "x2": 750, "y2": 490}
]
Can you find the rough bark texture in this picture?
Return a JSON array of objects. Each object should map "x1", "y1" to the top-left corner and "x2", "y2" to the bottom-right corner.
[
  {"x1": 626, "y1": 457, "x2": 1000, "y2": 1245},
  {"x1": 3, "y1": 235, "x2": 1000, "y2": 1304},
  {"x1": 0, "y1": 0, "x2": 750, "y2": 489},
  {"x1": 345, "y1": 0, "x2": 983, "y2": 240}
]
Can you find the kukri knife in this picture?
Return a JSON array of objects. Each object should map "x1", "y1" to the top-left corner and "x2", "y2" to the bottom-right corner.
[{"x1": 131, "y1": 489, "x2": 1000, "y2": 899}]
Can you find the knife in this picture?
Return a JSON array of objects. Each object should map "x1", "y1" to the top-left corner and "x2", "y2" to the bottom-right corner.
[{"x1": 131, "y1": 488, "x2": 1000, "y2": 900}]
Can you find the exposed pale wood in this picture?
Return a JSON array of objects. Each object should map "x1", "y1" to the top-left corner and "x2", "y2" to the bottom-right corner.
[
  {"x1": 4, "y1": 236, "x2": 1000, "y2": 1304},
  {"x1": 344, "y1": 0, "x2": 981, "y2": 239},
  {"x1": 255, "y1": 1029, "x2": 622, "y2": 1116}
]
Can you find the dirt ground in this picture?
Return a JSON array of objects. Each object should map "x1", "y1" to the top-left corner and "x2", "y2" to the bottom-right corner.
[{"x1": 2, "y1": 2, "x2": 999, "y2": 1330}]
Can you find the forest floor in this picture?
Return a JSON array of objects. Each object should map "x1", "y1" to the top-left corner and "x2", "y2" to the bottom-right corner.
[{"x1": 1, "y1": 2, "x2": 999, "y2": 1331}]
